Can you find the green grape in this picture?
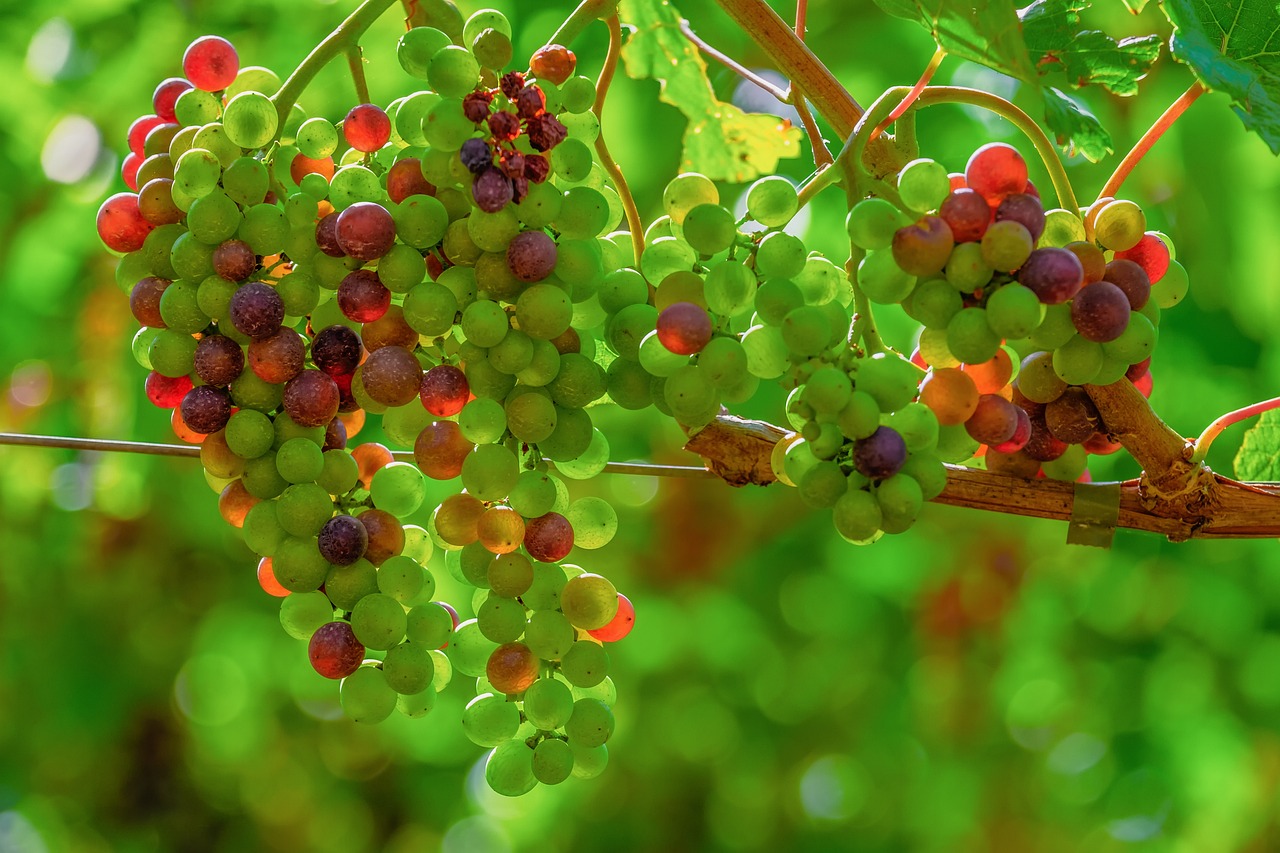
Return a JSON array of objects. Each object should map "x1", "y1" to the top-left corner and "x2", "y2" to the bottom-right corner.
[
  {"x1": 370, "y1": 462, "x2": 427, "y2": 518},
  {"x1": 272, "y1": 536, "x2": 328, "y2": 591},
  {"x1": 780, "y1": 305, "x2": 834, "y2": 358},
  {"x1": 555, "y1": 186, "x2": 612, "y2": 239},
  {"x1": 876, "y1": 472, "x2": 923, "y2": 533},
  {"x1": 555, "y1": 240, "x2": 605, "y2": 302},
  {"x1": 856, "y1": 353, "x2": 919, "y2": 412},
  {"x1": 980, "y1": 220, "x2": 1034, "y2": 272},
  {"x1": 485, "y1": 740, "x2": 538, "y2": 796},
  {"x1": 222, "y1": 157, "x2": 268, "y2": 207},
  {"x1": 296, "y1": 117, "x2": 338, "y2": 158},
  {"x1": 1029, "y1": 302, "x2": 1076, "y2": 351},
  {"x1": 1041, "y1": 208, "x2": 1086, "y2": 247},
  {"x1": 747, "y1": 176, "x2": 798, "y2": 227},
  {"x1": 638, "y1": 237, "x2": 695, "y2": 287},
  {"x1": 461, "y1": 299, "x2": 509, "y2": 348},
  {"x1": 513, "y1": 340, "x2": 560, "y2": 388},
  {"x1": 565, "y1": 697, "x2": 614, "y2": 747},
  {"x1": 382, "y1": 641, "x2": 434, "y2": 694},
  {"x1": 157, "y1": 280, "x2": 208, "y2": 334},
  {"x1": 505, "y1": 390, "x2": 557, "y2": 443},
  {"x1": 516, "y1": 284, "x2": 573, "y2": 340},
  {"x1": 351, "y1": 593, "x2": 408, "y2": 650},
  {"x1": 1093, "y1": 350, "x2": 1131, "y2": 386},
  {"x1": 1094, "y1": 199, "x2": 1145, "y2": 251},
  {"x1": 636, "y1": 329, "x2": 684, "y2": 377},
  {"x1": 985, "y1": 283, "x2": 1044, "y2": 339},
  {"x1": 509, "y1": 470, "x2": 558, "y2": 518},
  {"x1": 239, "y1": 203, "x2": 288, "y2": 255},
  {"x1": 835, "y1": 390, "x2": 880, "y2": 440},
  {"x1": 477, "y1": 594, "x2": 527, "y2": 644},
  {"x1": 560, "y1": 75, "x2": 597, "y2": 114},
  {"x1": 427, "y1": 45, "x2": 480, "y2": 98},
  {"x1": 460, "y1": 444, "x2": 518, "y2": 503},
  {"x1": 175, "y1": 88, "x2": 221, "y2": 126},
  {"x1": 452, "y1": 619, "x2": 499, "y2": 677},
  {"x1": 276, "y1": 483, "x2": 333, "y2": 536},
  {"x1": 756, "y1": 232, "x2": 806, "y2": 280},
  {"x1": 241, "y1": 454, "x2": 288, "y2": 500},
  {"x1": 192, "y1": 124, "x2": 241, "y2": 168},
  {"x1": 516, "y1": 181, "x2": 563, "y2": 229},
  {"x1": 1042, "y1": 444, "x2": 1087, "y2": 482},
  {"x1": 539, "y1": 406, "x2": 597, "y2": 462},
  {"x1": 243, "y1": 500, "x2": 286, "y2": 556},
  {"x1": 131, "y1": 327, "x2": 159, "y2": 370},
  {"x1": 422, "y1": 99, "x2": 473, "y2": 152},
  {"x1": 464, "y1": 692, "x2": 522, "y2": 747},
  {"x1": 558, "y1": 499, "x2": 616, "y2": 549},
  {"x1": 378, "y1": 554, "x2": 428, "y2": 603},
  {"x1": 464, "y1": 9, "x2": 511, "y2": 43},
  {"x1": 1152, "y1": 260, "x2": 1189, "y2": 308},
  {"x1": 148, "y1": 328, "x2": 198, "y2": 378},
  {"x1": 523, "y1": 676, "x2": 574, "y2": 729},
  {"x1": 945, "y1": 242, "x2": 994, "y2": 292},
  {"x1": 548, "y1": 353, "x2": 607, "y2": 408},
  {"x1": 394, "y1": 196, "x2": 449, "y2": 251},
  {"x1": 946, "y1": 307, "x2": 1001, "y2": 365},
  {"x1": 897, "y1": 158, "x2": 950, "y2": 212},
  {"x1": 329, "y1": 164, "x2": 384, "y2": 210},
  {"x1": 561, "y1": 640, "x2": 609, "y2": 688},
  {"x1": 522, "y1": 561, "x2": 567, "y2": 611},
  {"x1": 222, "y1": 91, "x2": 277, "y2": 150},
  {"x1": 325, "y1": 559, "x2": 379, "y2": 611},
  {"x1": 1016, "y1": 351, "x2": 1066, "y2": 403},
  {"x1": 279, "y1": 591, "x2": 333, "y2": 640},
  {"x1": 429, "y1": 648, "x2": 454, "y2": 692},
  {"x1": 702, "y1": 260, "x2": 754, "y2": 318},
  {"x1": 804, "y1": 366, "x2": 852, "y2": 415},
  {"x1": 1102, "y1": 312, "x2": 1156, "y2": 364},
  {"x1": 742, "y1": 324, "x2": 788, "y2": 379},
  {"x1": 488, "y1": 329, "x2": 533, "y2": 375},
  {"x1": 273, "y1": 414, "x2": 325, "y2": 448},
  {"x1": 597, "y1": 268, "x2": 648, "y2": 314},
  {"x1": 560, "y1": 573, "x2": 618, "y2": 631},
  {"x1": 471, "y1": 27, "x2": 513, "y2": 70},
  {"x1": 1052, "y1": 335, "x2": 1103, "y2": 385},
  {"x1": 489, "y1": 552, "x2": 533, "y2": 598},
  {"x1": 170, "y1": 232, "x2": 215, "y2": 280},
  {"x1": 663, "y1": 172, "x2": 718, "y2": 225},
  {"x1": 551, "y1": 138, "x2": 594, "y2": 182},
  {"x1": 570, "y1": 741, "x2": 608, "y2": 779},
  {"x1": 276, "y1": 437, "x2": 324, "y2": 484},
  {"x1": 340, "y1": 665, "x2": 398, "y2": 724},
  {"x1": 858, "y1": 249, "x2": 916, "y2": 304},
  {"x1": 186, "y1": 191, "x2": 240, "y2": 243},
  {"x1": 398, "y1": 26, "x2": 452, "y2": 79},
  {"x1": 832, "y1": 487, "x2": 882, "y2": 543},
  {"x1": 697, "y1": 336, "x2": 748, "y2": 389},
  {"x1": 682, "y1": 203, "x2": 736, "y2": 255},
  {"x1": 531, "y1": 738, "x2": 574, "y2": 785},
  {"x1": 226, "y1": 66, "x2": 281, "y2": 98},
  {"x1": 468, "y1": 206, "x2": 521, "y2": 254},
  {"x1": 904, "y1": 278, "x2": 961, "y2": 329},
  {"x1": 795, "y1": 255, "x2": 845, "y2": 306},
  {"x1": 397, "y1": 685, "x2": 437, "y2": 718},
  {"x1": 458, "y1": 398, "x2": 507, "y2": 444},
  {"x1": 403, "y1": 282, "x2": 458, "y2": 337},
  {"x1": 406, "y1": 602, "x2": 454, "y2": 649},
  {"x1": 847, "y1": 197, "x2": 909, "y2": 250},
  {"x1": 797, "y1": 462, "x2": 845, "y2": 507},
  {"x1": 753, "y1": 277, "x2": 802, "y2": 326}
]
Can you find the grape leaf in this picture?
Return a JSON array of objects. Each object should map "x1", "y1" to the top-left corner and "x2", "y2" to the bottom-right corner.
[
  {"x1": 1234, "y1": 410, "x2": 1280, "y2": 479},
  {"x1": 1022, "y1": 0, "x2": 1162, "y2": 96},
  {"x1": 1042, "y1": 86, "x2": 1114, "y2": 160},
  {"x1": 1163, "y1": 0, "x2": 1280, "y2": 154},
  {"x1": 618, "y1": 0, "x2": 801, "y2": 182},
  {"x1": 872, "y1": 0, "x2": 1036, "y2": 80}
]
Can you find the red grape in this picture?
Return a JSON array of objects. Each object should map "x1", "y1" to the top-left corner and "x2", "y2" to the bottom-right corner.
[
  {"x1": 1017, "y1": 248, "x2": 1084, "y2": 305},
  {"x1": 194, "y1": 334, "x2": 246, "y2": 387},
  {"x1": 1103, "y1": 259, "x2": 1151, "y2": 310},
  {"x1": 342, "y1": 104, "x2": 391, "y2": 153},
  {"x1": 283, "y1": 369, "x2": 341, "y2": 427},
  {"x1": 335, "y1": 202, "x2": 396, "y2": 261},
  {"x1": 964, "y1": 395, "x2": 1019, "y2": 445},
  {"x1": 892, "y1": 215, "x2": 954, "y2": 277},
  {"x1": 472, "y1": 167, "x2": 513, "y2": 212},
  {"x1": 183, "y1": 36, "x2": 239, "y2": 92},
  {"x1": 229, "y1": 282, "x2": 285, "y2": 340},
  {"x1": 1071, "y1": 281, "x2": 1130, "y2": 342},
  {"x1": 588, "y1": 593, "x2": 635, "y2": 642},
  {"x1": 97, "y1": 192, "x2": 154, "y2": 253},
  {"x1": 145, "y1": 371, "x2": 192, "y2": 408},
  {"x1": 127, "y1": 115, "x2": 166, "y2": 157},
  {"x1": 530, "y1": 44, "x2": 577, "y2": 85},
  {"x1": 130, "y1": 276, "x2": 170, "y2": 327},
  {"x1": 507, "y1": 230, "x2": 557, "y2": 282},
  {"x1": 524, "y1": 512, "x2": 574, "y2": 562},
  {"x1": 315, "y1": 212, "x2": 345, "y2": 257},
  {"x1": 311, "y1": 325, "x2": 363, "y2": 376},
  {"x1": 525, "y1": 113, "x2": 567, "y2": 152},
  {"x1": 212, "y1": 239, "x2": 257, "y2": 282},
  {"x1": 180, "y1": 385, "x2": 233, "y2": 434},
  {"x1": 153, "y1": 77, "x2": 192, "y2": 123},
  {"x1": 989, "y1": 406, "x2": 1031, "y2": 453},
  {"x1": 338, "y1": 269, "x2": 391, "y2": 323},
  {"x1": 318, "y1": 514, "x2": 368, "y2": 566},
  {"x1": 656, "y1": 302, "x2": 712, "y2": 355},
  {"x1": 359, "y1": 345, "x2": 422, "y2": 407},
  {"x1": 387, "y1": 158, "x2": 435, "y2": 203},
  {"x1": 290, "y1": 153, "x2": 334, "y2": 184},
  {"x1": 938, "y1": 189, "x2": 991, "y2": 243},
  {"x1": 309, "y1": 621, "x2": 365, "y2": 679},
  {"x1": 248, "y1": 328, "x2": 305, "y2": 384},
  {"x1": 121, "y1": 152, "x2": 143, "y2": 191},
  {"x1": 994, "y1": 193, "x2": 1045, "y2": 243},
  {"x1": 413, "y1": 420, "x2": 472, "y2": 479},
  {"x1": 420, "y1": 364, "x2": 470, "y2": 416},
  {"x1": 359, "y1": 508, "x2": 404, "y2": 565},
  {"x1": 965, "y1": 142, "x2": 1028, "y2": 206},
  {"x1": 1115, "y1": 233, "x2": 1170, "y2": 284}
]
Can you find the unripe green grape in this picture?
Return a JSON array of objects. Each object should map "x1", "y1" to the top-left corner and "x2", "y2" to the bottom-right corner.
[
  {"x1": 897, "y1": 158, "x2": 950, "y2": 212},
  {"x1": 187, "y1": 191, "x2": 240, "y2": 244},
  {"x1": 1152, "y1": 260, "x2": 1189, "y2": 308},
  {"x1": 1029, "y1": 302, "x2": 1076, "y2": 351},
  {"x1": 570, "y1": 742, "x2": 609, "y2": 779},
  {"x1": 945, "y1": 242, "x2": 994, "y2": 292},
  {"x1": 222, "y1": 91, "x2": 278, "y2": 150},
  {"x1": 175, "y1": 88, "x2": 220, "y2": 126},
  {"x1": 477, "y1": 593, "x2": 527, "y2": 644},
  {"x1": 1094, "y1": 199, "x2": 1145, "y2": 251},
  {"x1": 227, "y1": 66, "x2": 281, "y2": 98},
  {"x1": 452, "y1": 619, "x2": 499, "y2": 676},
  {"x1": 832, "y1": 487, "x2": 882, "y2": 544},
  {"x1": 742, "y1": 324, "x2": 788, "y2": 379},
  {"x1": 276, "y1": 437, "x2": 324, "y2": 484},
  {"x1": 148, "y1": 328, "x2": 198, "y2": 377},
  {"x1": 296, "y1": 117, "x2": 338, "y2": 158},
  {"x1": 325, "y1": 559, "x2": 378, "y2": 611},
  {"x1": 857, "y1": 352, "x2": 921, "y2": 412},
  {"x1": 554, "y1": 186, "x2": 611, "y2": 240},
  {"x1": 858, "y1": 249, "x2": 916, "y2": 304},
  {"x1": 351, "y1": 593, "x2": 408, "y2": 650},
  {"x1": 681, "y1": 203, "x2": 737, "y2": 255},
  {"x1": 340, "y1": 665, "x2": 397, "y2": 724},
  {"x1": 905, "y1": 278, "x2": 961, "y2": 329},
  {"x1": 406, "y1": 602, "x2": 453, "y2": 649},
  {"x1": 398, "y1": 26, "x2": 452, "y2": 79},
  {"x1": 516, "y1": 181, "x2": 563, "y2": 229},
  {"x1": 231, "y1": 369, "x2": 284, "y2": 412},
  {"x1": 397, "y1": 684, "x2": 437, "y2": 718},
  {"x1": 239, "y1": 203, "x2": 288, "y2": 256},
  {"x1": 798, "y1": 461, "x2": 846, "y2": 508},
  {"x1": 461, "y1": 444, "x2": 519, "y2": 502},
  {"x1": 485, "y1": 740, "x2": 537, "y2": 796},
  {"x1": 662, "y1": 172, "x2": 718, "y2": 225},
  {"x1": 370, "y1": 462, "x2": 427, "y2": 518},
  {"x1": 756, "y1": 231, "x2": 806, "y2": 280},
  {"x1": 1042, "y1": 444, "x2": 1087, "y2": 482},
  {"x1": 508, "y1": 470, "x2": 558, "y2": 519},
  {"x1": 565, "y1": 697, "x2": 614, "y2": 747},
  {"x1": 471, "y1": 28, "x2": 512, "y2": 70},
  {"x1": 225, "y1": 409, "x2": 274, "y2": 460},
  {"x1": 243, "y1": 500, "x2": 286, "y2": 556},
  {"x1": 382, "y1": 640, "x2": 434, "y2": 694},
  {"x1": 946, "y1": 307, "x2": 1001, "y2": 365},
  {"x1": 193, "y1": 124, "x2": 241, "y2": 168},
  {"x1": 384, "y1": 402, "x2": 433, "y2": 448},
  {"x1": 560, "y1": 75, "x2": 597, "y2": 114},
  {"x1": 377, "y1": 554, "x2": 428, "y2": 603},
  {"x1": 464, "y1": 8, "x2": 512, "y2": 42},
  {"x1": 158, "y1": 280, "x2": 208, "y2": 334},
  {"x1": 174, "y1": 148, "x2": 222, "y2": 198},
  {"x1": 747, "y1": 176, "x2": 799, "y2": 227},
  {"x1": 561, "y1": 640, "x2": 609, "y2": 688},
  {"x1": 279, "y1": 591, "x2": 333, "y2": 640},
  {"x1": 276, "y1": 270, "x2": 320, "y2": 317},
  {"x1": 467, "y1": 206, "x2": 521, "y2": 254},
  {"x1": 980, "y1": 220, "x2": 1033, "y2": 272},
  {"x1": 276, "y1": 483, "x2": 333, "y2": 536},
  {"x1": 1041, "y1": 208, "x2": 1085, "y2": 247},
  {"x1": 985, "y1": 283, "x2": 1044, "y2": 339},
  {"x1": 780, "y1": 305, "x2": 833, "y2": 357},
  {"x1": 329, "y1": 164, "x2": 384, "y2": 210},
  {"x1": 551, "y1": 138, "x2": 594, "y2": 182},
  {"x1": 1052, "y1": 334, "x2": 1104, "y2": 385},
  {"x1": 876, "y1": 472, "x2": 924, "y2": 533},
  {"x1": 837, "y1": 390, "x2": 881, "y2": 440},
  {"x1": 847, "y1": 197, "x2": 909, "y2": 250},
  {"x1": 403, "y1": 281, "x2": 457, "y2": 336},
  {"x1": 464, "y1": 692, "x2": 522, "y2": 747},
  {"x1": 272, "y1": 535, "x2": 328, "y2": 591},
  {"x1": 170, "y1": 232, "x2": 215, "y2": 280},
  {"x1": 516, "y1": 284, "x2": 573, "y2": 340}
]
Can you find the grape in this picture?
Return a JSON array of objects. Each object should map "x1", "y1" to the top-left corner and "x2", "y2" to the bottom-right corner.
[
  {"x1": 524, "y1": 512, "x2": 574, "y2": 562},
  {"x1": 486, "y1": 642, "x2": 539, "y2": 694},
  {"x1": 747, "y1": 176, "x2": 799, "y2": 226},
  {"x1": 283, "y1": 369, "x2": 341, "y2": 427},
  {"x1": 145, "y1": 372, "x2": 191, "y2": 408},
  {"x1": 1017, "y1": 247, "x2": 1084, "y2": 305},
  {"x1": 486, "y1": 740, "x2": 537, "y2": 797},
  {"x1": 222, "y1": 91, "x2": 277, "y2": 149},
  {"x1": 892, "y1": 216, "x2": 954, "y2": 277},
  {"x1": 1103, "y1": 259, "x2": 1151, "y2": 310},
  {"x1": 655, "y1": 302, "x2": 712, "y2": 355},
  {"x1": 339, "y1": 665, "x2": 397, "y2": 723},
  {"x1": 335, "y1": 202, "x2": 395, "y2": 261},
  {"x1": 338, "y1": 270, "x2": 391, "y2": 323},
  {"x1": 946, "y1": 307, "x2": 1000, "y2": 365},
  {"x1": 756, "y1": 232, "x2": 807, "y2": 279},
  {"x1": 986, "y1": 283, "x2": 1043, "y2": 339},
  {"x1": 229, "y1": 282, "x2": 284, "y2": 339},
  {"x1": 383, "y1": 641, "x2": 433, "y2": 694},
  {"x1": 180, "y1": 385, "x2": 232, "y2": 434},
  {"x1": 137, "y1": 179, "x2": 183, "y2": 226},
  {"x1": 343, "y1": 103, "x2": 391, "y2": 153},
  {"x1": 994, "y1": 193, "x2": 1045, "y2": 242},
  {"x1": 275, "y1": 437, "x2": 323, "y2": 484},
  {"x1": 919, "y1": 367, "x2": 979, "y2": 425},
  {"x1": 898, "y1": 158, "x2": 951, "y2": 212},
  {"x1": 857, "y1": 249, "x2": 916, "y2": 304},
  {"x1": 97, "y1": 193, "x2": 154, "y2": 253},
  {"x1": 414, "y1": 420, "x2": 473, "y2": 480},
  {"x1": 965, "y1": 142, "x2": 1027, "y2": 206},
  {"x1": 308, "y1": 621, "x2": 364, "y2": 679},
  {"x1": 980, "y1": 220, "x2": 1033, "y2": 272},
  {"x1": 193, "y1": 334, "x2": 244, "y2": 387},
  {"x1": 853, "y1": 427, "x2": 906, "y2": 479},
  {"x1": 362, "y1": 306, "x2": 419, "y2": 353},
  {"x1": 561, "y1": 639, "x2": 608, "y2": 687},
  {"x1": 516, "y1": 284, "x2": 572, "y2": 340},
  {"x1": 847, "y1": 197, "x2": 909, "y2": 250},
  {"x1": 531, "y1": 43, "x2": 576, "y2": 84},
  {"x1": 507, "y1": 230, "x2": 557, "y2": 282},
  {"x1": 1045, "y1": 387, "x2": 1100, "y2": 443},
  {"x1": 1052, "y1": 335, "x2": 1104, "y2": 385},
  {"x1": 420, "y1": 365, "x2": 470, "y2": 417},
  {"x1": 153, "y1": 78, "x2": 192, "y2": 123},
  {"x1": 682, "y1": 203, "x2": 736, "y2": 254},
  {"x1": 566, "y1": 698, "x2": 614, "y2": 747},
  {"x1": 130, "y1": 276, "x2": 170, "y2": 327},
  {"x1": 944, "y1": 242, "x2": 993, "y2": 293},
  {"x1": 398, "y1": 26, "x2": 452, "y2": 78},
  {"x1": 1071, "y1": 281, "x2": 1130, "y2": 343},
  {"x1": 1094, "y1": 199, "x2": 1145, "y2": 251},
  {"x1": 1114, "y1": 232, "x2": 1170, "y2": 284},
  {"x1": 428, "y1": 45, "x2": 480, "y2": 98},
  {"x1": 1016, "y1": 351, "x2": 1067, "y2": 403},
  {"x1": 964, "y1": 394, "x2": 1018, "y2": 444},
  {"x1": 1152, "y1": 260, "x2": 1189, "y2": 308},
  {"x1": 183, "y1": 36, "x2": 239, "y2": 92},
  {"x1": 318, "y1": 514, "x2": 368, "y2": 565},
  {"x1": 939, "y1": 189, "x2": 991, "y2": 243},
  {"x1": 311, "y1": 325, "x2": 362, "y2": 376},
  {"x1": 663, "y1": 172, "x2": 718, "y2": 225},
  {"x1": 472, "y1": 167, "x2": 514, "y2": 212},
  {"x1": 587, "y1": 593, "x2": 634, "y2": 642}
]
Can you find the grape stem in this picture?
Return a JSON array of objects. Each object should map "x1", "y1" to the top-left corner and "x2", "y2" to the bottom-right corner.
[
  {"x1": 1190, "y1": 396, "x2": 1280, "y2": 465},
  {"x1": 270, "y1": 0, "x2": 399, "y2": 136},
  {"x1": 791, "y1": 0, "x2": 834, "y2": 167},
  {"x1": 547, "y1": 0, "x2": 622, "y2": 49},
  {"x1": 1097, "y1": 80, "x2": 1206, "y2": 203},
  {"x1": 869, "y1": 47, "x2": 946, "y2": 142},
  {"x1": 594, "y1": 14, "x2": 645, "y2": 265},
  {"x1": 346, "y1": 45, "x2": 371, "y2": 105},
  {"x1": 678, "y1": 18, "x2": 790, "y2": 102}
]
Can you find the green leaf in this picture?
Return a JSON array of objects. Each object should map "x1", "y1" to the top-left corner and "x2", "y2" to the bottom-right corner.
[
  {"x1": 1022, "y1": 1, "x2": 1161, "y2": 96},
  {"x1": 1163, "y1": 0, "x2": 1280, "y2": 154},
  {"x1": 1042, "y1": 86, "x2": 1114, "y2": 161},
  {"x1": 618, "y1": 0, "x2": 802, "y2": 182},
  {"x1": 872, "y1": 0, "x2": 1036, "y2": 80},
  {"x1": 1234, "y1": 410, "x2": 1280, "y2": 479}
]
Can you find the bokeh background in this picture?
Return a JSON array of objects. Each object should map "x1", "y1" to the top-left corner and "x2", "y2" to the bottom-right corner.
[{"x1": 3, "y1": 0, "x2": 1280, "y2": 850}]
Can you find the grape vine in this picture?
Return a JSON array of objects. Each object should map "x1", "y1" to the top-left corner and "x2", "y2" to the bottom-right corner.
[{"x1": 85, "y1": 0, "x2": 1280, "y2": 800}]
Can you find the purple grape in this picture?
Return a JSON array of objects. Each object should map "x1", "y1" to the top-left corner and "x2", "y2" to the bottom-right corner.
[
  {"x1": 1017, "y1": 247, "x2": 1084, "y2": 305},
  {"x1": 212, "y1": 239, "x2": 257, "y2": 282},
  {"x1": 324, "y1": 416, "x2": 347, "y2": 451},
  {"x1": 1071, "y1": 281, "x2": 1130, "y2": 342},
  {"x1": 283, "y1": 369, "x2": 341, "y2": 428},
  {"x1": 229, "y1": 282, "x2": 285, "y2": 340},
  {"x1": 180, "y1": 385, "x2": 232, "y2": 434},
  {"x1": 460, "y1": 138, "x2": 493, "y2": 173},
  {"x1": 1103, "y1": 259, "x2": 1151, "y2": 310},
  {"x1": 995, "y1": 193, "x2": 1045, "y2": 243},
  {"x1": 853, "y1": 426, "x2": 906, "y2": 479},
  {"x1": 472, "y1": 167, "x2": 514, "y2": 213},
  {"x1": 335, "y1": 202, "x2": 395, "y2": 261},
  {"x1": 193, "y1": 334, "x2": 245, "y2": 387},
  {"x1": 315, "y1": 212, "x2": 344, "y2": 257},
  {"x1": 507, "y1": 230, "x2": 557, "y2": 282},
  {"x1": 318, "y1": 514, "x2": 368, "y2": 565},
  {"x1": 311, "y1": 324, "x2": 363, "y2": 376}
]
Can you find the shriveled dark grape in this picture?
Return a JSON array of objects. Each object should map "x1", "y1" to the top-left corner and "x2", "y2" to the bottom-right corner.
[
  {"x1": 229, "y1": 281, "x2": 285, "y2": 340},
  {"x1": 515, "y1": 85, "x2": 546, "y2": 120},
  {"x1": 180, "y1": 384, "x2": 232, "y2": 434},
  {"x1": 194, "y1": 334, "x2": 245, "y2": 387},
  {"x1": 488, "y1": 110, "x2": 520, "y2": 141},
  {"x1": 524, "y1": 154, "x2": 550, "y2": 184},
  {"x1": 526, "y1": 114, "x2": 567, "y2": 152},
  {"x1": 499, "y1": 71, "x2": 526, "y2": 100},
  {"x1": 1045, "y1": 386, "x2": 1101, "y2": 444},
  {"x1": 463, "y1": 90, "x2": 495, "y2": 123}
]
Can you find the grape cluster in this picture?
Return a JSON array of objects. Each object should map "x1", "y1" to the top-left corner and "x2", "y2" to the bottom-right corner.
[
  {"x1": 98, "y1": 12, "x2": 636, "y2": 796},
  {"x1": 848, "y1": 143, "x2": 1189, "y2": 481}
]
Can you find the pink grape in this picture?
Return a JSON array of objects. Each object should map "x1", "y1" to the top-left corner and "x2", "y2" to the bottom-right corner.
[
  {"x1": 183, "y1": 36, "x2": 239, "y2": 92},
  {"x1": 656, "y1": 302, "x2": 712, "y2": 355}
]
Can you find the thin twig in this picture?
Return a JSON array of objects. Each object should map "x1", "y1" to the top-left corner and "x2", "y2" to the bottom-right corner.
[
  {"x1": 678, "y1": 19, "x2": 790, "y2": 103},
  {"x1": 594, "y1": 14, "x2": 645, "y2": 266},
  {"x1": 1191, "y1": 396, "x2": 1280, "y2": 465},
  {"x1": 870, "y1": 46, "x2": 945, "y2": 142},
  {"x1": 790, "y1": 0, "x2": 833, "y2": 167},
  {"x1": 346, "y1": 45, "x2": 371, "y2": 105},
  {"x1": 1097, "y1": 81, "x2": 1206, "y2": 202}
]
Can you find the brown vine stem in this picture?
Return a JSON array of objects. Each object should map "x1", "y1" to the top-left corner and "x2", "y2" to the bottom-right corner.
[
  {"x1": 678, "y1": 19, "x2": 789, "y2": 102},
  {"x1": 594, "y1": 14, "x2": 645, "y2": 266},
  {"x1": 791, "y1": 0, "x2": 833, "y2": 168},
  {"x1": 1097, "y1": 81, "x2": 1206, "y2": 202}
]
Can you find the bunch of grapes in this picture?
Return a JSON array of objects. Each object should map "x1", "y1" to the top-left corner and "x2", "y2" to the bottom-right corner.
[
  {"x1": 846, "y1": 143, "x2": 1189, "y2": 482},
  {"x1": 98, "y1": 10, "x2": 638, "y2": 797}
]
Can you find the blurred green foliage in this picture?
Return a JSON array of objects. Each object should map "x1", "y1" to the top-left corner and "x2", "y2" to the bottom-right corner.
[{"x1": 3, "y1": 0, "x2": 1280, "y2": 851}]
